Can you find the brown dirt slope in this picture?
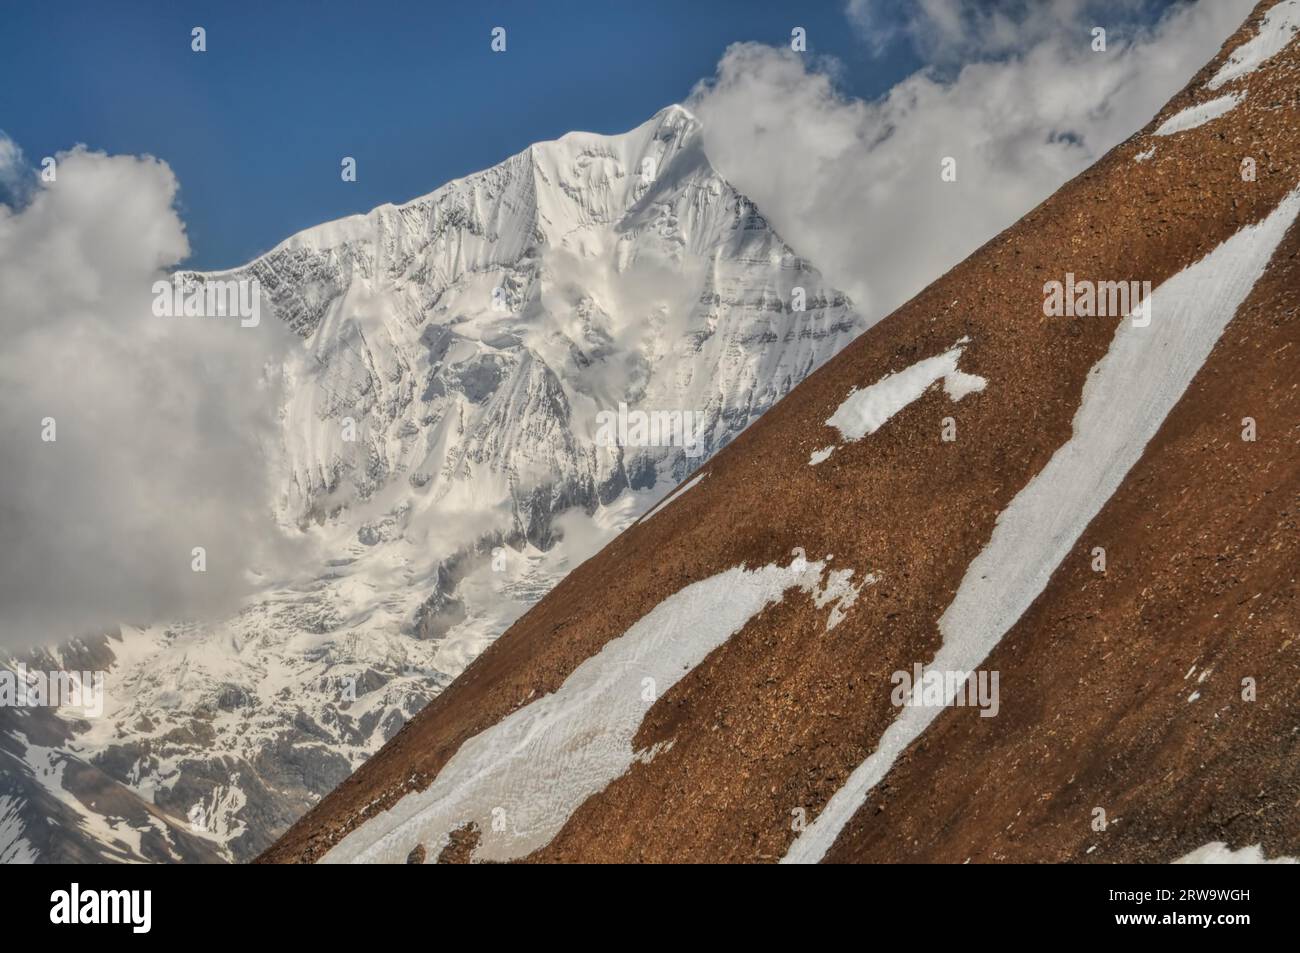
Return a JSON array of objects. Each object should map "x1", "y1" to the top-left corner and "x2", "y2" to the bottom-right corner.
[{"x1": 261, "y1": 0, "x2": 1300, "y2": 864}]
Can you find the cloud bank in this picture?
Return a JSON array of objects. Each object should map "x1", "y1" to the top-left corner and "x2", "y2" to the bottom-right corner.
[
  {"x1": 689, "y1": 0, "x2": 1256, "y2": 320},
  {"x1": 0, "y1": 140, "x2": 297, "y2": 649}
]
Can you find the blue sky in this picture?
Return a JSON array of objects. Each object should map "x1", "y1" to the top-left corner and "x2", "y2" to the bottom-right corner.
[{"x1": 0, "y1": 0, "x2": 921, "y2": 269}]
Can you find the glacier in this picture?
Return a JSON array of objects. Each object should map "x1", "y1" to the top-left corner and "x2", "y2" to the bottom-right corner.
[{"x1": 1, "y1": 105, "x2": 865, "y2": 862}]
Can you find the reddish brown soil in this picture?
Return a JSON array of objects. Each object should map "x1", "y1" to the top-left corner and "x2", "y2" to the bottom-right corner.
[{"x1": 435, "y1": 823, "x2": 481, "y2": 864}]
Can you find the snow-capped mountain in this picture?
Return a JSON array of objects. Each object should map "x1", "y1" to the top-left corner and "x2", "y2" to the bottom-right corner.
[
  {"x1": 0, "y1": 105, "x2": 863, "y2": 862},
  {"x1": 263, "y1": 0, "x2": 1300, "y2": 865}
]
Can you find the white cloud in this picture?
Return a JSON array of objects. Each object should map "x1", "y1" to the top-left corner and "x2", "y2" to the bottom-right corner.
[
  {"x1": 689, "y1": 0, "x2": 1257, "y2": 320},
  {"x1": 0, "y1": 145, "x2": 300, "y2": 648},
  {"x1": 0, "y1": 132, "x2": 29, "y2": 202},
  {"x1": 844, "y1": 0, "x2": 904, "y2": 56},
  {"x1": 848, "y1": 0, "x2": 1155, "y2": 63}
]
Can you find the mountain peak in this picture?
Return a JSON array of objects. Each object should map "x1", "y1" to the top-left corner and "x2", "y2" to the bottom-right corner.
[
  {"x1": 260, "y1": 0, "x2": 1300, "y2": 867},
  {"x1": 204, "y1": 106, "x2": 717, "y2": 280},
  {"x1": 80, "y1": 91, "x2": 863, "y2": 863}
]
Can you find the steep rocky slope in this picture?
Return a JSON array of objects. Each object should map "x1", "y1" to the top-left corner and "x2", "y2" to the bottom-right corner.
[
  {"x1": 262, "y1": 0, "x2": 1300, "y2": 864},
  {"x1": 0, "y1": 107, "x2": 862, "y2": 862}
]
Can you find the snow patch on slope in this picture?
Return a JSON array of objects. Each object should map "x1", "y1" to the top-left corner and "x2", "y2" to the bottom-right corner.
[
  {"x1": 783, "y1": 184, "x2": 1300, "y2": 864},
  {"x1": 0, "y1": 795, "x2": 37, "y2": 864},
  {"x1": 323, "y1": 551, "x2": 868, "y2": 863},
  {"x1": 1153, "y1": 92, "x2": 1243, "y2": 136},
  {"x1": 1175, "y1": 841, "x2": 1299, "y2": 864},
  {"x1": 815, "y1": 566, "x2": 874, "y2": 631},
  {"x1": 809, "y1": 340, "x2": 985, "y2": 465},
  {"x1": 1208, "y1": 0, "x2": 1300, "y2": 90}
]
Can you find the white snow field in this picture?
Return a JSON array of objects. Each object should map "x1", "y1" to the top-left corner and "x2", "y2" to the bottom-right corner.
[
  {"x1": 809, "y1": 339, "x2": 985, "y2": 465},
  {"x1": 1153, "y1": 92, "x2": 1244, "y2": 136},
  {"x1": 323, "y1": 551, "x2": 867, "y2": 863},
  {"x1": 783, "y1": 185, "x2": 1300, "y2": 864},
  {"x1": 1208, "y1": 0, "x2": 1300, "y2": 89},
  {"x1": 1175, "y1": 842, "x2": 1299, "y2": 864}
]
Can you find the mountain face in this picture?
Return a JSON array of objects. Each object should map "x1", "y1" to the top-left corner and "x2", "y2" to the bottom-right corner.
[
  {"x1": 0, "y1": 107, "x2": 863, "y2": 862},
  {"x1": 263, "y1": 0, "x2": 1300, "y2": 865}
]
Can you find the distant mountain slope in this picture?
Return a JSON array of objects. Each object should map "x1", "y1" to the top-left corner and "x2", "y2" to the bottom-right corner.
[
  {"x1": 1, "y1": 107, "x2": 862, "y2": 862},
  {"x1": 261, "y1": 0, "x2": 1300, "y2": 864}
]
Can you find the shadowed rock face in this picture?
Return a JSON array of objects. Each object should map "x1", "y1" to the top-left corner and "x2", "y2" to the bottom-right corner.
[
  {"x1": 260, "y1": 1, "x2": 1300, "y2": 865},
  {"x1": 2, "y1": 107, "x2": 863, "y2": 863},
  {"x1": 0, "y1": 634, "x2": 225, "y2": 864}
]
